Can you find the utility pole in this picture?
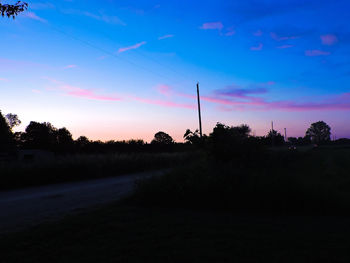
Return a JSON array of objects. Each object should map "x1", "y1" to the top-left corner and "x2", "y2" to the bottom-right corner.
[
  {"x1": 284, "y1": 128, "x2": 287, "y2": 142},
  {"x1": 271, "y1": 121, "x2": 274, "y2": 146},
  {"x1": 197, "y1": 82, "x2": 203, "y2": 138}
]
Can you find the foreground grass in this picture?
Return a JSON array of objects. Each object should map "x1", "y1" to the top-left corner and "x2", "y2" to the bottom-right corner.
[
  {"x1": 131, "y1": 146, "x2": 350, "y2": 214},
  {"x1": 0, "y1": 152, "x2": 192, "y2": 190},
  {"x1": 1, "y1": 204, "x2": 350, "y2": 263},
  {"x1": 1, "y1": 147, "x2": 350, "y2": 262}
]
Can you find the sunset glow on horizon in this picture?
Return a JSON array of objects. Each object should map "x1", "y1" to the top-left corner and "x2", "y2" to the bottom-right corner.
[{"x1": 1, "y1": 0, "x2": 350, "y2": 142}]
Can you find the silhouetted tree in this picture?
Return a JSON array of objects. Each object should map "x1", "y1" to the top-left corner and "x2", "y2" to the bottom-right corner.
[
  {"x1": 183, "y1": 129, "x2": 201, "y2": 144},
  {"x1": 207, "y1": 123, "x2": 261, "y2": 161},
  {"x1": 151, "y1": 131, "x2": 174, "y2": 145},
  {"x1": 23, "y1": 121, "x2": 57, "y2": 150},
  {"x1": 56, "y1": 127, "x2": 74, "y2": 152},
  {"x1": 266, "y1": 129, "x2": 285, "y2": 146},
  {"x1": 5, "y1": 113, "x2": 21, "y2": 130},
  {"x1": 0, "y1": 111, "x2": 13, "y2": 150},
  {"x1": 306, "y1": 121, "x2": 331, "y2": 144},
  {"x1": 75, "y1": 136, "x2": 90, "y2": 152},
  {"x1": 0, "y1": 1, "x2": 28, "y2": 18}
]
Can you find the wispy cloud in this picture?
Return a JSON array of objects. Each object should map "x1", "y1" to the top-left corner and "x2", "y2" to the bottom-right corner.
[
  {"x1": 215, "y1": 87, "x2": 268, "y2": 99},
  {"x1": 44, "y1": 77, "x2": 121, "y2": 101},
  {"x1": 97, "y1": 55, "x2": 108, "y2": 60},
  {"x1": 200, "y1": 22, "x2": 224, "y2": 30},
  {"x1": 321, "y1": 34, "x2": 338, "y2": 46},
  {"x1": 132, "y1": 97, "x2": 195, "y2": 109},
  {"x1": 157, "y1": 85, "x2": 173, "y2": 97},
  {"x1": 250, "y1": 43, "x2": 263, "y2": 51},
  {"x1": 270, "y1": 32, "x2": 299, "y2": 41},
  {"x1": 305, "y1": 50, "x2": 331, "y2": 56},
  {"x1": 253, "y1": 30, "x2": 263, "y2": 36},
  {"x1": 83, "y1": 12, "x2": 126, "y2": 25},
  {"x1": 62, "y1": 85, "x2": 121, "y2": 101},
  {"x1": 277, "y1": 45, "x2": 294, "y2": 49},
  {"x1": 24, "y1": 11, "x2": 47, "y2": 23},
  {"x1": 118, "y1": 41, "x2": 147, "y2": 53},
  {"x1": 225, "y1": 27, "x2": 236, "y2": 36},
  {"x1": 64, "y1": 64, "x2": 77, "y2": 69},
  {"x1": 156, "y1": 83, "x2": 350, "y2": 112},
  {"x1": 63, "y1": 9, "x2": 126, "y2": 25},
  {"x1": 30, "y1": 3, "x2": 55, "y2": 10},
  {"x1": 158, "y1": 34, "x2": 174, "y2": 40},
  {"x1": 0, "y1": 77, "x2": 9, "y2": 82}
]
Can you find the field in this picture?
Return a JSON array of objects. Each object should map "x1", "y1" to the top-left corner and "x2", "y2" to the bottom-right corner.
[
  {"x1": 130, "y1": 145, "x2": 350, "y2": 215},
  {"x1": 1, "y1": 146, "x2": 350, "y2": 262},
  {"x1": 0, "y1": 152, "x2": 192, "y2": 190}
]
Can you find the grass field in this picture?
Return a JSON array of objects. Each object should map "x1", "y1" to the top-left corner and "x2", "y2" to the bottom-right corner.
[
  {"x1": 1, "y1": 146, "x2": 350, "y2": 262},
  {"x1": 0, "y1": 152, "x2": 193, "y2": 190},
  {"x1": 1, "y1": 204, "x2": 350, "y2": 262},
  {"x1": 130, "y1": 146, "x2": 350, "y2": 214}
]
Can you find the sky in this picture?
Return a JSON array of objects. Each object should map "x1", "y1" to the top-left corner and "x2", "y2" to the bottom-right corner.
[{"x1": 1, "y1": 0, "x2": 350, "y2": 142}]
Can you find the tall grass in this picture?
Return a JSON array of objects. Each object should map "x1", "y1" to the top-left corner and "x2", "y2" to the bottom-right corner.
[
  {"x1": 130, "y1": 147, "x2": 350, "y2": 215},
  {"x1": 0, "y1": 152, "x2": 194, "y2": 190}
]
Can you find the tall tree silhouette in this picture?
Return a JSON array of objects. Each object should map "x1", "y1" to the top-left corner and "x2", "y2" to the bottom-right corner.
[
  {"x1": 5, "y1": 113, "x2": 21, "y2": 131},
  {"x1": 266, "y1": 129, "x2": 285, "y2": 146},
  {"x1": 23, "y1": 121, "x2": 57, "y2": 150},
  {"x1": 306, "y1": 121, "x2": 331, "y2": 144},
  {"x1": 151, "y1": 131, "x2": 174, "y2": 145},
  {"x1": 0, "y1": 111, "x2": 13, "y2": 150},
  {"x1": 0, "y1": 1, "x2": 28, "y2": 18},
  {"x1": 56, "y1": 127, "x2": 74, "y2": 152}
]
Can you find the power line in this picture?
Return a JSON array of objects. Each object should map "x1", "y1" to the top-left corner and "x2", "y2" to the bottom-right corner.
[
  {"x1": 38, "y1": 6, "x2": 194, "y2": 86},
  {"x1": 48, "y1": 24, "x2": 182, "y2": 84}
]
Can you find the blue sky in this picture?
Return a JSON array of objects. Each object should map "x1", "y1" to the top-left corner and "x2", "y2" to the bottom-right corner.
[{"x1": 1, "y1": 0, "x2": 350, "y2": 141}]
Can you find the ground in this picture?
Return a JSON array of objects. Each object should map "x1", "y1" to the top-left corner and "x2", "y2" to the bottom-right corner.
[{"x1": 1, "y1": 204, "x2": 350, "y2": 262}]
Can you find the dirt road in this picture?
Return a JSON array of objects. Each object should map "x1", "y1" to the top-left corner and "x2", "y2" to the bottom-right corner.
[{"x1": 0, "y1": 170, "x2": 163, "y2": 234}]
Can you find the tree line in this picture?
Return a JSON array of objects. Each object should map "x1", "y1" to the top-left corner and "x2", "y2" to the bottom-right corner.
[{"x1": 0, "y1": 110, "x2": 348, "y2": 155}]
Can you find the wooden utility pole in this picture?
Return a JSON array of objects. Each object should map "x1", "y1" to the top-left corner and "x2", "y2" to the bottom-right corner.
[
  {"x1": 196, "y1": 82, "x2": 203, "y2": 138},
  {"x1": 271, "y1": 121, "x2": 274, "y2": 146},
  {"x1": 284, "y1": 128, "x2": 287, "y2": 142}
]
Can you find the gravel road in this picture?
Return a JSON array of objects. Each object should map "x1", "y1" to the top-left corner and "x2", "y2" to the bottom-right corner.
[{"x1": 0, "y1": 170, "x2": 163, "y2": 234}]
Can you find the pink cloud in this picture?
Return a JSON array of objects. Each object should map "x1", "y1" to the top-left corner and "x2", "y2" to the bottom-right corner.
[
  {"x1": 305, "y1": 50, "x2": 331, "y2": 56},
  {"x1": 250, "y1": 43, "x2": 263, "y2": 51},
  {"x1": 64, "y1": 64, "x2": 77, "y2": 69},
  {"x1": 44, "y1": 77, "x2": 121, "y2": 101},
  {"x1": 133, "y1": 97, "x2": 195, "y2": 109},
  {"x1": 277, "y1": 45, "x2": 294, "y2": 49},
  {"x1": 62, "y1": 85, "x2": 121, "y2": 101},
  {"x1": 200, "y1": 22, "x2": 223, "y2": 30},
  {"x1": 270, "y1": 32, "x2": 299, "y2": 41},
  {"x1": 204, "y1": 92, "x2": 350, "y2": 112},
  {"x1": 31, "y1": 89, "x2": 41, "y2": 94},
  {"x1": 0, "y1": 58, "x2": 49, "y2": 71},
  {"x1": 156, "y1": 83, "x2": 350, "y2": 112},
  {"x1": 157, "y1": 85, "x2": 173, "y2": 97},
  {"x1": 158, "y1": 34, "x2": 174, "y2": 40},
  {"x1": 253, "y1": 30, "x2": 263, "y2": 36},
  {"x1": 321, "y1": 34, "x2": 338, "y2": 46},
  {"x1": 118, "y1": 41, "x2": 147, "y2": 53},
  {"x1": 24, "y1": 12, "x2": 47, "y2": 23},
  {"x1": 0, "y1": 77, "x2": 9, "y2": 82}
]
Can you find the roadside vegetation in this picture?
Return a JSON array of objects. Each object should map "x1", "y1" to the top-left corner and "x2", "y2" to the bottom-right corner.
[{"x1": 0, "y1": 152, "x2": 192, "y2": 190}]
